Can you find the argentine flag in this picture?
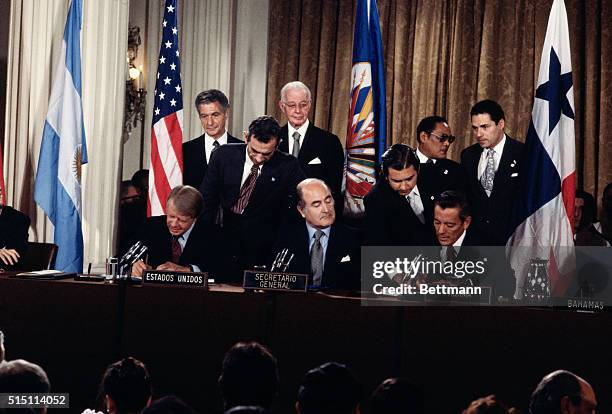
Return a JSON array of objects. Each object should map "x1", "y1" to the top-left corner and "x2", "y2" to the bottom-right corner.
[
  {"x1": 506, "y1": 0, "x2": 575, "y2": 298},
  {"x1": 34, "y1": 0, "x2": 88, "y2": 274}
]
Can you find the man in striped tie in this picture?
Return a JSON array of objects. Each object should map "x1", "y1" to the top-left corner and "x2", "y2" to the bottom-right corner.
[{"x1": 201, "y1": 116, "x2": 306, "y2": 281}]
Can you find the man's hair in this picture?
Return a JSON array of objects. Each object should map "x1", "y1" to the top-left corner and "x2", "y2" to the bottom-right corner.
[
  {"x1": 224, "y1": 406, "x2": 271, "y2": 414},
  {"x1": 167, "y1": 185, "x2": 203, "y2": 218},
  {"x1": 247, "y1": 116, "x2": 281, "y2": 144},
  {"x1": 0, "y1": 359, "x2": 50, "y2": 413},
  {"x1": 280, "y1": 81, "x2": 311, "y2": 102},
  {"x1": 463, "y1": 395, "x2": 517, "y2": 414},
  {"x1": 381, "y1": 144, "x2": 420, "y2": 177},
  {"x1": 101, "y1": 357, "x2": 152, "y2": 414},
  {"x1": 141, "y1": 396, "x2": 196, "y2": 414},
  {"x1": 470, "y1": 99, "x2": 505, "y2": 124},
  {"x1": 416, "y1": 116, "x2": 447, "y2": 144},
  {"x1": 529, "y1": 370, "x2": 583, "y2": 414},
  {"x1": 435, "y1": 190, "x2": 471, "y2": 222},
  {"x1": 370, "y1": 378, "x2": 423, "y2": 414},
  {"x1": 131, "y1": 169, "x2": 149, "y2": 195},
  {"x1": 219, "y1": 342, "x2": 279, "y2": 410},
  {"x1": 297, "y1": 362, "x2": 362, "y2": 414},
  {"x1": 194, "y1": 89, "x2": 230, "y2": 111},
  {"x1": 296, "y1": 178, "x2": 331, "y2": 209}
]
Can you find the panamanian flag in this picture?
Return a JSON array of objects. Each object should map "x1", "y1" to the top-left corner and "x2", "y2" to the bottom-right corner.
[
  {"x1": 34, "y1": 0, "x2": 88, "y2": 274},
  {"x1": 343, "y1": 0, "x2": 386, "y2": 217},
  {"x1": 506, "y1": 0, "x2": 575, "y2": 298}
]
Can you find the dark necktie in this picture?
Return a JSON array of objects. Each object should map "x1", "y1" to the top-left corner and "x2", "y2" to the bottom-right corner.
[
  {"x1": 310, "y1": 230, "x2": 324, "y2": 286},
  {"x1": 445, "y1": 246, "x2": 457, "y2": 262},
  {"x1": 171, "y1": 236, "x2": 182, "y2": 263},
  {"x1": 426, "y1": 158, "x2": 434, "y2": 165},
  {"x1": 231, "y1": 164, "x2": 259, "y2": 214},
  {"x1": 212, "y1": 140, "x2": 220, "y2": 153}
]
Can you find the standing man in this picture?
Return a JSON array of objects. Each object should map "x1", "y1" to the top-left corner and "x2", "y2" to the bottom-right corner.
[
  {"x1": 201, "y1": 116, "x2": 306, "y2": 278},
  {"x1": 270, "y1": 179, "x2": 360, "y2": 290},
  {"x1": 182, "y1": 89, "x2": 242, "y2": 189},
  {"x1": 461, "y1": 100, "x2": 524, "y2": 245},
  {"x1": 363, "y1": 144, "x2": 434, "y2": 246},
  {"x1": 278, "y1": 81, "x2": 344, "y2": 207},
  {"x1": 415, "y1": 116, "x2": 466, "y2": 217}
]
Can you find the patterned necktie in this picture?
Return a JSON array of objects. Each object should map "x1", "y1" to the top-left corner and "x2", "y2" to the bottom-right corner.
[
  {"x1": 407, "y1": 192, "x2": 425, "y2": 224},
  {"x1": 310, "y1": 230, "x2": 325, "y2": 286},
  {"x1": 171, "y1": 236, "x2": 182, "y2": 263},
  {"x1": 480, "y1": 149, "x2": 495, "y2": 196},
  {"x1": 292, "y1": 131, "x2": 301, "y2": 157},
  {"x1": 231, "y1": 164, "x2": 260, "y2": 214},
  {"x1": 445, "y1": 246, "x2": 457, "y2": 263}
]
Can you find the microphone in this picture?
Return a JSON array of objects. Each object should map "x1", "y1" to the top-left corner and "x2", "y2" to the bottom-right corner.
[{"x1": 119, "y1": 241, "x2": 149, "y2": 276}]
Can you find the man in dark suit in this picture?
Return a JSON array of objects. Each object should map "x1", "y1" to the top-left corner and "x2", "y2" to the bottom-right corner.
[
  {"x1": 461, "y1": 99, "x2": 524, "y2": 245},
  {"x1": 432, "y1": 191, "x2": 515, "y2": 299},
  {"x1": 182, "y1": 89, "x2": 242, "y2": 189},
  {"x1": 414, "y1": 115, "x2": 466, "y2": 217},
  {"x1": 277, "y1": 81, "x2": 344, "y2": 208},
  {"x1": 363, "y1": 144, "x2": 435, "y2": 246},
  {"x1": 0, "y1": 202, "x2": 30, "y2": 269},
  {"x1": 131, "y1": 185, "x2": 219, "y2": 277},
  {"x1": 270, "y1": 179, "x2": 359, "y2": 291},
  {"x1": 201, "y1": 116, "x2": 306, "y2": 278}
]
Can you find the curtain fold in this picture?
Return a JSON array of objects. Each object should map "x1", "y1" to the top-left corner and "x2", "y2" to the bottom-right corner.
[
  {"x1": 4, "y1": 0, "x2": 129, "y2": 269},
  {"x1": 266, "y1": 0, "x2": 612, "y2": 205}
]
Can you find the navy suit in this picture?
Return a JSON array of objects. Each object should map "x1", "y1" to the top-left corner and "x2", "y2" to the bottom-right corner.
[
  {"x1": 200, "y1": 143, "x2": 306, "y2": 277},
  {"x1": 278, "y1": 124, "x2": 344, "y2": 201},
  {"x1": 460, "y1": 137, "x2": 524, "y2": 245},
  {"x1": 363, "y1": 179, "x2": 435, "y2": 246},
  {"x1": 0, "y1": 206, "x2": 30, "y2": 269},
  {"x1": 182, "y1": 133, "x2": 242, "y2": 189},
  {"x1": 270, "y1": 220, "x2": 360, "y2": 291}
]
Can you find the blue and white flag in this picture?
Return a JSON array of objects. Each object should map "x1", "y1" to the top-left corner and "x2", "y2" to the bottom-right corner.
[
  {"x1": 506, "y1": 0, "x2": 575, "y2": 297},
  {"x1": 343, "y1": 0, "x2": 386, "y2": 217},
  {"x1": 34, "y1": 0, "x2": 88, "y2": 274}
]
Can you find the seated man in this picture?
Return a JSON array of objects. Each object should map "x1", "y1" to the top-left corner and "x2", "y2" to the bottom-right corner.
[
  {"x1": 131, "y1": 185, "x2": 220, "y2": 277},
  {"x1": 270, "y1": 178, "x2": 360, "y2": 291},
  {"x1": 529, "y1": 370, "x2": 597, "y2": 414},
  {"x1": 432, "y1": 191, "x2": 514, "y2": 299},
  {"x1": 0, "y1": 200, "x2": 30, "y2": 269},
  {"x1": 296, "y1": 362, "x2": 362, "y2": 414},
  {"x1": 364, "y1": 144, "x2": 434, "y2": 246},
  {"x1": 0, "y1": 359, "x2": 50, "y2": 414}
]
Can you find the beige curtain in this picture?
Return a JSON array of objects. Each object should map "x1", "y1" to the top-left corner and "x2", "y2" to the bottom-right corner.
[
  {"x1": 266, "y1": 0, "x2": 612, "y2": 206},
  {"x1": 4, "y1": 0, "x2": 129, "y2": 270}
]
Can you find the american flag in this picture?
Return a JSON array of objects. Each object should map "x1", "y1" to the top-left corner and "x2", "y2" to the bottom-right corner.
[{"x1": 148, "y1": 0, "x2": 183, "y2": 216}]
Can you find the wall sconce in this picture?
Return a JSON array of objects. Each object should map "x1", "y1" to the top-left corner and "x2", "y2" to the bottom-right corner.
[{"x1": 124, "y1": 26, "x2": 147, "y2": 137}]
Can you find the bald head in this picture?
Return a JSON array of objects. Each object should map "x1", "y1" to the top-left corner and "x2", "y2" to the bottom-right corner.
[
  {"x1": 296, "y1": 179, "x2": 335, "y2": 229},
  {"x1": 529, "y1": 370, "x2": 596, "y2": 414}
]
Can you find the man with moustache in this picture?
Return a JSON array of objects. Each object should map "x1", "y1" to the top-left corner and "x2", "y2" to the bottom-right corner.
[
  {"x1": 182, "y1": 89, "x2": 242, "y2": 189},
  {"x1": 269, "y1": 179, "x2": 359, "y2": 290},
  {"x1": 461, "y1": 100, "x2": 524, "y2": 245}
]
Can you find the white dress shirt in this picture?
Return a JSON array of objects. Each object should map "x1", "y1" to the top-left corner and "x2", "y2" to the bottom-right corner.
[
  {"x1": 204, "y1": 131, "x2": 228, "y2": 163},
  {"x1": 416, "y1": 148, "x2": 436, "y2": 164},
  {"x1": 287, "y1": 119, "x2": 309, "y2": 155},
  {"x1": 406, "y1": 185, "x2": 425, "y2": 224}
]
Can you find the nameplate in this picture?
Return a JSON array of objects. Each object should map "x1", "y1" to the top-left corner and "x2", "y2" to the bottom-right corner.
[
  {"x1": 243, "y1": 271, "x2": 308, "y2": 292},
  {"x1": 142, "y1": 270, "x2": 208, "y2": 289}
]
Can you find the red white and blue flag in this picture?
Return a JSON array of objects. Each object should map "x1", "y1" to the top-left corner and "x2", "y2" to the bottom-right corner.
[
  {"x1": 343, "y1": 0, "x2": 386, "y2": 217},
  {"x1": 148, "y1": 0, "x2": 183, "y2": 216},
  {"x1": 506, "y1": 0, "x2": 575, "y2": 297}
]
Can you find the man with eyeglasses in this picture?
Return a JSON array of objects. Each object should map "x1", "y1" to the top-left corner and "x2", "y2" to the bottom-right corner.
[
  {"x1": 460, "y1": 100, "x2": 524, "y2": 245},
  {"x1": 414, "y1": 116, "x2": 466, "y2": 224},
  {"x1": 278, "y1": 81, "x2": 344, "y2": 213}
]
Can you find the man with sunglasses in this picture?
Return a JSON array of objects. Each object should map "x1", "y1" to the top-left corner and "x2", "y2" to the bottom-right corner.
[
  {"x1": 460, "y1": 100, "x2": 524, "y2": 245},
  {"x1": 415, "y1": 116, "x2": 467, "y2": 224}
]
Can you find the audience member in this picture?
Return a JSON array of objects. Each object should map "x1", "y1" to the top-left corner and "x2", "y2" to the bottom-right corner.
[
  {"x1": 218, "y1": 342, "x2": 279, "y2": 411},
  {"x1": 0, "y1": 359, "x2": 50, "y2": 414},
  {"x1": 224, "y1": 406, "x2": 271, "y2": 414},
  {"x1": 141, "y1": 396, "x2": 197, "y2": 414},
  {"x1": 99, "y1": 357, "x2": 152, "y2": 414},
  {"x1": 462, "y1": 395, "x2": 518, "y2": 414},
  {"x1": 296, "y1": 362, "x2": 361, "y2": 414},
  {"x1": 529, "y1": 370, "x2": 597, "y2": 414},
  {"x1": 370, "y1": 377, "x2": 424, "y2": 414}
]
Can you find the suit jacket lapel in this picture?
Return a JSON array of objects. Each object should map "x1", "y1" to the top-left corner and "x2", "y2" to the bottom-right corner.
[
  {"x1": 279, "y1": 125, "x2": 290, "y2": 153},
  {"x1": 491, "y1": 143, "x2": 514, "y2": 198},
  {"x1": 297, "y1": 123, "x2": 317, "y2": 164},
  {"x1": 229, "y1": 146, "x2": 247, "y2": 200}
]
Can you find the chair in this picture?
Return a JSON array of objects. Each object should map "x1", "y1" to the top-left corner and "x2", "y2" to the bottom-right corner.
[{"x1": 18, "y1": 242, "x2": 59, "y2": 271}]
